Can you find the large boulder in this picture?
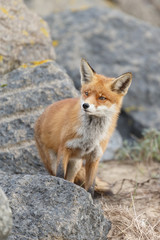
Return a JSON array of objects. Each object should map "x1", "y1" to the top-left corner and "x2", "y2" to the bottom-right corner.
[
  {"x1": 0, "y1": 61, "x2": 78, "y2": 174},
  {"x1": 24, "y1": 0, "x2": 160, "y2": 27},
  {"x1": 0, "y1": 188, "x2": 12, "y2": 240},
  {"x1": 0, "y1": 0, "x2": 55, "y2": 75},
  {"x1": 45, "y1": 7, "x2": 160, "y2": 132},
  {"x1": 0, "y1": 174, "x2": 111, "y2": 240}
]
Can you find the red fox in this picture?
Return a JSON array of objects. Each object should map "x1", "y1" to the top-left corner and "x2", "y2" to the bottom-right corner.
[{"x1": 34, "y1": 59, "x2": 132, "y2": 196}]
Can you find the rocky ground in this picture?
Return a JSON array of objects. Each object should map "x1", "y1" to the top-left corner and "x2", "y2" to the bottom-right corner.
[{"x1": 0, "y1": 0, "x2": 160, "y2": 239}]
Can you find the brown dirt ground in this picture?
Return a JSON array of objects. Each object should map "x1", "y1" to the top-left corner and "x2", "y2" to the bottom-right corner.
[{"x1": 97, "y1": 160, "x2": 160, "y2": 240}]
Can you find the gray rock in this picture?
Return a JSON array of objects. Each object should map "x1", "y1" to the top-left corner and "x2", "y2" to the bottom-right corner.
[
  {"x1": 24, "y1": 0, "x2": 160, "y2": 27},
  {"x1": 101, "y1": 130, "x2": 122, "y2": 161},
  {"x1": 0, "y1": 188, "x2": 12, "y2": 240},
  {"x1": 45, "y1": 7, "x2": 160, "y2": 131},
  {"x1": 0, "y1": 143, "x2": 45, "y2": 174},
  {"x1": 24, "y1": 0, "x2": 106, "y2": 17},
  {"x1": 0, "y1": 174, "x2": 111, "y2": 240},
  {"x1": 0, "y1": 61, "x2": 79, "y2": 174},
  {"x1": 0, "y1": 0, "x2": 55, "y2": 75},
  {"x1": 112, "y1": 0, "x2": 160, "y2": 27}
]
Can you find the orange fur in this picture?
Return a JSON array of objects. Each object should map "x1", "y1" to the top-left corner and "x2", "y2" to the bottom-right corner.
[{"x1": 34, "y1": 59, "x2": 132, "y2": 196}]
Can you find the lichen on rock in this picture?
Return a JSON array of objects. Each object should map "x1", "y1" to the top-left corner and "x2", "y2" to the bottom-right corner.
[{"x1": 0, "y1": 0, "x2": 55, "y2": 74}]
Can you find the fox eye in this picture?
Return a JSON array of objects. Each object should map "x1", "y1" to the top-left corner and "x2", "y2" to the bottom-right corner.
[
  {"x1": 99, "y1": 96, "x2": 106, "y2": 100},
  {"x1": 85, "y1": 91, "x2": 89, "y2": 96}
]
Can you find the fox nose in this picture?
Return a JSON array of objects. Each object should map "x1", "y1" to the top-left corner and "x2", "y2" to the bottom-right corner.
[{"x1": 83, "y1": 103, "x2": 90, "y2": 109}]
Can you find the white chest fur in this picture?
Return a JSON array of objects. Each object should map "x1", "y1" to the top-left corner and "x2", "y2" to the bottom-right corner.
[{"x1": 66, "y1": 107, "x2": 116, "y2": 160}]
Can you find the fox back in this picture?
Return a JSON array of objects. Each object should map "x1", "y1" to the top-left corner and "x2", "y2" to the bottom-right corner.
[{"x1": 34, "y1": 59, "x2": 132, "y2": 196}]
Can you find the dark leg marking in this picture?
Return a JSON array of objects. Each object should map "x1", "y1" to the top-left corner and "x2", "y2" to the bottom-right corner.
[
  {"x1": 88, "y1": 179, "x2": 95, "y2": 198},
  {"x1": 56, "y1": 157, "x2": 64, "y2": 178}
]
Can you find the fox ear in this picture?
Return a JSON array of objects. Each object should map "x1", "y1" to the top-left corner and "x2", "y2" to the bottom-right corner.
[
  {"x1": 111, "y1": 72, "x2": 132, "y2": 95},
  {"x1": 80, "y1": 58, "x2": 95, "y2": 84}
]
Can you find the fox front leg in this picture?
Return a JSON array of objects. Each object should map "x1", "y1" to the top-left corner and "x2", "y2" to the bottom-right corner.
[
  {"x1": 56, "y1": 156, "x2": 65, "y2": 178},
  {"x1": 56, "y1": 149, "x2": 70, "y2": 179},
  {"x1": 85, "y1": 158, "x2": 100, "y2": 197}
]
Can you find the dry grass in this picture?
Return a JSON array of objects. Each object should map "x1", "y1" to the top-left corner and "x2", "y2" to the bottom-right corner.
[
  {"x1": 97, "y1": 129, "x2": 160, "y2": 239},
  {"x1": 103, "y1": 196, "x2": 160, "y2": 240},
  {"x1": 100, "y1": 177, "x2": 160, "y2": 240}
]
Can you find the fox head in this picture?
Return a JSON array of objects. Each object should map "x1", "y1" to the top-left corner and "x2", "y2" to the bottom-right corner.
[{"x1": 80, "y1": 58, "x2": 132, "y2": 117}]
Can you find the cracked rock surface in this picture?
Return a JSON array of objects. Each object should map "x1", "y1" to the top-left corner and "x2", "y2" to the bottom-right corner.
[{"x1": 0, "y1": 174, "x2": 111, "y2": 240}]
